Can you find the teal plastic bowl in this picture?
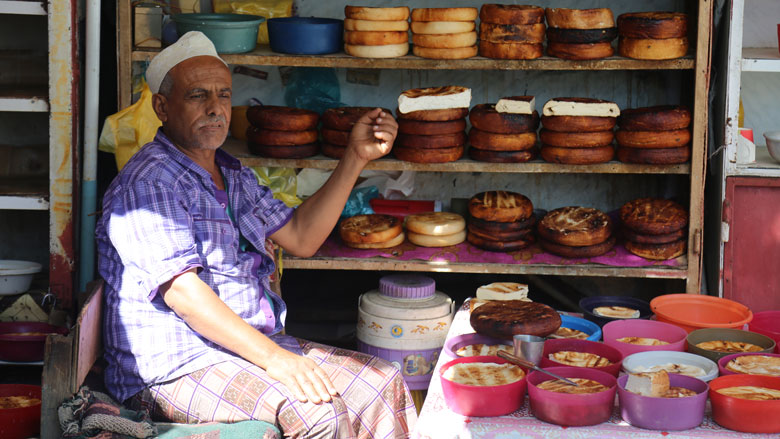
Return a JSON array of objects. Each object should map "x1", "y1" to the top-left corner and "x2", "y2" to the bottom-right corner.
[{"x1": 172, "y1": 13, "x2": 264, "y2": 54}]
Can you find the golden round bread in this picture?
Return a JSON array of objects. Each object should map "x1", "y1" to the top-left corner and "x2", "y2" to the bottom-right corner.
[
  {"x1": 540, "y1": 235, "x2": 616, "y2": 258},
  {"x1": 322, "y1": 107, "x2": 392, "y2": 131},
  {"x1": 412, "y1": 31, "x2": 477, "y2": 49},
  {"x1": 479, "y1": 22, "x2": 546, "y2": 44},
  {"x1": 411, "y1": 7, "x2": 478, "y2": 22},
  {"x1": 470, "y1": 299, "x2": 562, "y2": 338},
  {"x1": 546, "y1": 27, "x2": 617, "y2": 44},
  {"x1": 407, "y1": 229, "x2": 466, "y2": 247},
  {"x1": 616, "y1": 145, "x2": 690, "y2": 164},
  {"x1": 411, "y1": 20, "x2": 475, "y2": 35},
  {"x1": 549, "y1": 351, "x2": 612, "y2": 367},
  {"x1": 593, "y1": 306, "x2": 640, "y2": 319},
  {"x1": 618, "y1": 105, "x2": 692, "y2": 131},
  {"x1": 320, "y1": 142, "x2": 346, "y2": 159},
  {"x1": 725, "y1": 355, "x2": 780, "y2": 376},
  {"x1": 618, "y1": 37, "x2": 689, "y2": 60},
  {"x1": 716, "y1": 386, "x2": 780, "y2": 401},
  {"x1": 617, "y1": 336, "x2": 669, "y2": 346},
  {"x1": 467, "y1": 222, "x2": 534, "y2": 242},
  {"x1": 467, "y1": 230, "x2": 536, "y2": 252},
  {"x1": 546, "y1": 41, "x2": 615, "y2": 60},
  {"x1": 625, "y1": 239, "x2": 687, "y2": 260},
  {"x1": 616, "y1": 128, "x2": 691, "y2": 148},
  {"x1": 344, "y1": 43, "x2": 409, "y2": 58},
  {"x1": 541, "y1": 115, "x2": 616, "y2": 133},
  {"x1": 545, "y1": 8, "x2": 615, "y2": 29},
  {"x1": 469, "y1": 147, "x2": 537, "y2": 163},
  {"x1": 397, "y1": 118, "x2": 466, "y2": 136},
  {"x1": 469, "y1": 104, "x2": 539, "y2": 134},
  {"x1": 344, "y1": 18, "x2": 409, "y2": 32},
  {"x1": 478, "y1": 40, "x2": 544, "y2": 59},
  {"x1": 393, "y1": 144, "x2": 464, "y2": 163},
  {"x1": 247, "y1": 142, "x2": 319, "y2": 159},
  {"x1": 345, "y1": 231, "x2": 406, "y2": 249},
  {"x1": 549, "y1": 327, "x2": 589, "y2": 340},
  {"x1": 622, "y1": 227, "x2": 686, "y2": 244},
  {"x1": 538, "y1": 206, "x2": 612, "y2": 247},
  {"x1": 246, "y1": 105, "x2": 319, "y2": 131},
  {"x1": 620, "y1": 197, "x2": 688, "y2": 235},
  {"x1": 664, "y1": 387, "x2": 698, "y2": 398},
  {"x1": 617, "y1": 12, "x2": 689, "y2": 39},
  {"x1": 469, "y1": 129, "x2": 537, "y2": 151},
  {"x1": 468, "y1": 191, "x2": 534, "y2": 223},
  {"x1": 396, "y1": 107, "x2": 469, "y2": 122},
  {"x1": 537, "y1": 378, "x2": 609, "y2": 394},
  {"x1": 412, "y1": 44, "x2": 477, "y2": 59},
  {"x1": 405, "y1": 211, "x2": 466, "y2": 235},
  {"x1": 540, "y1": 129, "x2": 614, "y2": 148},
  {"x1": 344, "y1": 30, "x2": 408, "y2": 46},
  {"x1": 540, "y1": 145, "x2": 615, "y2": 164},
  {"x1": 320, "y1": 127, "x2": 350, "y2": 146},
  {"x1": 246, "y1": 126, "x2": 318, "y2": 146},
  {"x1": 442, "y1": 361, "x2": 525, "y2": 386},
  {"x1": 456, "y1": 343, "x2": 512, "y2": 357},
  {"x1": 479, "y1": 4, "x2": 545, "y2": 25},
  {"x1": 696, "y1": 340, "x2": 764, "y2": 353},
  {"x1": 469, "y1": 214, "x2": 537, "y2": 234},
  {"x1": 339, "y1": 214, "x2": 402, "y2": 244},
  {"x1": 396, "y1": 131, "x2": 467, "y2": 149},
  {"x1": 344, "y1": 6, "x2": 410, "y2": 21}
]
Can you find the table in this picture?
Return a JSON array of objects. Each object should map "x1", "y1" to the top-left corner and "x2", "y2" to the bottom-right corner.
[{"x1": 412, "y1": 300, "x2": 776, "y2": 439}]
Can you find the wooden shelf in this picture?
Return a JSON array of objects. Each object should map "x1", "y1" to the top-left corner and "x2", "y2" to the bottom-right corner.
[
  {"x1": 741, "y1": 47, "x2": 780, "y2": 72},
  {"x1": 734, "y1": 145, "x2": 780, "y2": 177},
  {"x1": 0, "y1": 85, "x2": 48, "y2": 112},
  {"x1": 224, "y1": 138, "x2": 690, "y2": 175},
  {"x1": 0, "y1": 177, "x2": 48, "y2": 210},
  {"x1": 0, "y1": 1, "x2": 46, "y2": 15},
  {"x1": 132, "y1": 45, "x2": 695, "y2": 71}
]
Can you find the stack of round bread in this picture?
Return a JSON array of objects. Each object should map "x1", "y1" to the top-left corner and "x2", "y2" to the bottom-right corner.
[
  {"x1": 620, "y1": 197, "x2": 688, "y2": 260},
  {"x1": 404, "y1": 211, "x2": 466, "y2": 247},
  {"x1": 395, "y1": 86, "x2": 471, "y2": 163},
  {"x1": 411, "y1": 7, "x2": 478, "y2": 59},
  {"x1": 545, "y1": 8, "x2": 617, "y2": 60},
  {"x1": 617, "y1": 12, "x2": 689, "y2": 60},
  {"x1": 478, "y1": 4, "x2": 545, "y2": 60},
  {"x1": 538, "y1": 206, "x2": 615, "y2": 258},
  {"x1": 616, "y1": 105, "x2": 692, "y2": 164},
  {"x1": 246, "y1": 105, "x2": 319, "y2": 158},
  {"x1": 468, "y1": 98, "x2": 539, "y2": 163},
  {"x1": 467, "y1": 191, "x2": 536, "y2": 252},
  {"x1": 343, "y1": 6, "x2": 410, "y2": 58},
  {"x1": 320, "y1": 107, "x2": 392, "y2": 159},
  {"x1": 339, "y1": 213, "x2": 405, "y2": 249},
  {"x1": 539, "y1": 97, "x2": 619, "y2": 164}
]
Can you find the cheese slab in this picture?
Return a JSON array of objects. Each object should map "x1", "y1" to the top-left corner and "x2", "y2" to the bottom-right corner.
[
  {"x1": 496, "y1": 96, "x2": 535, "y2": 114},
  {"x1": 543, "y1": 97, "x2": 620, "y2": 117},
  {"x1": 398, "y1": 86, "x2": 472, "y2": 114}
]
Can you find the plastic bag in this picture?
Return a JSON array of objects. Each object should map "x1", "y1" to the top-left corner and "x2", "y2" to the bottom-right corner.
[
  {"x1": 251, "y1": 166, "x2": 301, "y2": 207},
  {"x1": 341, "y1": 186, "x2": 379, "y2": 218},
  {"x1": 98, "y1": 81, "x2": 161, "y2": 171},
  {"x1": 212, "y1": 0, "x2": 294, "y2": 44},
  {"x1": 284, "y1": 67, "x2": 343, "y2": 115}
]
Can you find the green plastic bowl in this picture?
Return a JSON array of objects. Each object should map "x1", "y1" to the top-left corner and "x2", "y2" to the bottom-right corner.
[{"x1": 172, "y1": 13, "x2": 264, "y2": 54}]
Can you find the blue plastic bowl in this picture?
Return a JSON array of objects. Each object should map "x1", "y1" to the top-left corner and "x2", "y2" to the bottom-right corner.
[
  {"x1": 560, "y1": 314, "x2": 602, "y2": 341},
  {"x1": 173, "y1": 13, "x2": 264, "y2": 54},
  {"x1": 579, "y1": 295, "x2": 653, "y2": 327},
  {"x1": 267, "y1": 17, "x2": 343, "y2": 55}
]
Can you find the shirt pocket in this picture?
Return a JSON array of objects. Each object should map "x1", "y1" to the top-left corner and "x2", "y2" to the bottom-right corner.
[{"x1": 192, "y1": 212, "x2": 236, "y2": 252}]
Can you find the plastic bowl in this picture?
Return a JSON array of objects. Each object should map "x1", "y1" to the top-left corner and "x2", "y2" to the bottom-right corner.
[
  {"x1": 764, "y1": 131, "x2": 780, "y2": 164},
  {"x1": 622, "y1": 350, "x2": 718, "y2": 381},
  {"x1": 617, "y1": 373, "x2": 708, "y2": 430},
  {"x1": 687, "y1": 328, "x2": 776, "y2": 363},
  {"x1": 718, "y1": 352, "x2": 780, "y2": 377},
  {"x1": 558, "y1": 314, "x2": 602, "y2": 341},
  {"x1": 603, "y1": 319, "x2": 688, "y2": 357},
  {"x1": 579, "y1": 296, "x2": 652, "y2": 327},
  {"x1": 0, "y1": 384, "x2": 41, "y2": 439},
  {"x1": 173, "y1": 13, "x2": 264, "y2": 54},
  {"x1": 0, "y1": 322, "x2": 69, "y2": 362},
  {"x1": 540, "y1": 338, "x2": 623, "y2": 377},
  {"x1": 749, "y1": 311, "x2": 780, "y2": 351},
  {"x1": 439, "y1": 355, "x2": 527, "y2": 417},
  {"x1": 709, "y1": 374, "x2": 780, "y2": 433},
  {"x1": 0, "y1": 260, "x2": 42, "y2": 295},
  {"x1": 527, "y1": 366, "x2": 617, "y2": 426},
  {"x1": 268, "y1": 17, "x2": 343, "y2": 55},
  {"x1": 650, "y1": 294, "x2": 753, "y2": 333},
  {"x1": 442, "y1": 333, "x2": 512, "y2": 359}
]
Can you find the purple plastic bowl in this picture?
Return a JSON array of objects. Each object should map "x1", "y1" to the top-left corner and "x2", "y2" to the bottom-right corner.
[
  {"x1": 527, "y1": 366, "x2": 617, "y2": 426},
  {"x1": 718, "y1": 352, "x2": 780, "y2": 377},
  {"x1": 443, "y1": 333, "x2": 512, "y2": 358},
  {"x1": 749, "y1": 311, "x2": 780, "y2": 353},
  {"x1": 540, "y1": 338, "x2": 624, "y2": 377},
  {"x1": 603, "y1": 319, "x2": 688, "y2": 357},
  {"x1": 617, "y1": 373, "x2": 708, "y2": 430}
]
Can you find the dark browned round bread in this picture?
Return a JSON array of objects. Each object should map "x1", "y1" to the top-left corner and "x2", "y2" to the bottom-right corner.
[
  {"x1": 546, "y1": 41, "x2": 614, "y2": 60},
  {"x1": 616, "y1": 145, "x2": 690, "y2": 164},
  {"x1": 247, "y1": 126, "x2": 318, "y2": 146},
  {"x1": 479, "y1": 40, "x2": 544, "y2": 59},
  {"x1": 620, "y1": 198, "x2": 688, "y2": 235},
  {"x1": 321, "y1": 142, "x2": 346, "y2": 159},
  {"x1": 546, "y1": 27, "x2": 617, "y2": 44},
  {"x1": 468, "y1": 191, "x2": 534, "y2": 223},
  {"x1": 340, "y1": 213, "x2": 402, "y2": 244},
  {"x1": 321, "y1": 127, "x2": 351, "y2": 146},
  {"x1": 538, "y1": 206, "x2": 613, "y2": 247},
  {"x1": 397, "y1": 118, "x2": 466, "y2": 135},
  {"x1": 615, "y1": 129, "x2": 691, "y2": 148},
  {"x1": 393, "y1": 144, "x2": 464, "y2": 163},
  {"x1": 617, "y1": 106, "x2": 692, "y2": 131},
  {"x1": 469, "y1": 104, "x2": 540, "y2": 134},
  {"x1": 479, "y1": 22, "x2": 546, "y2": 44},
  {"x1": 322, "y1": 107, "x2": 392, "y2": 131},
  {"x1": 540, "y1": 235, "x2": 616, "y2": 258},
  {"x1": 617, "y1": 12, "x2": 688, "y2": 39},
  {"x1": 467, "y1": 231, "x2": 536, "y2": 252},
  {"x1": 246, "y1": 105, "x2": 319, "y2": 131},
  {"x1": 396, "y1": 107, "x2": 470, "y2": 122},
  {"x1": 618, "y1": 36, "x2": 688, "y2": 60},
  {"x1": 541, "y1": 115, "x2": 617, "y2": 133},
  {"x1": 622, "y1": 227, "x2": 686, "y2": 244},
  {"x1": 625, "y1": 239, "x2": 687, "y2": 260},
  {"x1": 540, "y1": 145, "x2": 615, "y2": 164},
  {"x1": 470, "y1": 300, "x2": 562, "y2": 339},
  {"x1": 469, "y1": 214, "x2": 537, "y2": 233},
  {"x1": 480, "y1": 4, "x2": 545, "y2": 25},
  {"x1": 540, "y1": 130, "x2": 614, "y2": 148},
  {"x1": 467, "y1": 222, "x2": 534, "y2": 241},
  {"x1": 468, "y1": 147, "x2": 537, "y2": 163},
  {"x1": 469, "y1": 129, "x2": 537, "y2": 151},
  {"x1": 396, "y1": 131, "x2": 467, "y2": 149},
  {"x1": 248, "y1": 142, "x2": 319, "y2": 159}
]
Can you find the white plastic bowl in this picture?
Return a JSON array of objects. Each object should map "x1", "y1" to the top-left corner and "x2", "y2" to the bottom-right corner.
[
  {"x1": 622, "y1": 350, "x2": 719, "y2": 382},
  {"x1": 764, "y1": 131, "x2": 780, "y2": 164},
  {"x1": 0, "y1": 260, "x2": 42, "y2": 295}
]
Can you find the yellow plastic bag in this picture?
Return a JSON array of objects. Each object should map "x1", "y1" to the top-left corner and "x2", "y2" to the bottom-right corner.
[
  {"x1": 251, "y1": 166, "x2": 301, "y2": 207},
  {"x1": 212, "y1": 0, "x2": 293, "y2": 44},
  {"x1": 98, "y1": 81, "x2": 161, "y2": 171}
]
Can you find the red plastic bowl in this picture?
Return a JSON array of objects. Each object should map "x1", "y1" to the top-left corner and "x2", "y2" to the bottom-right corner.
[
  {"x1": 709, "y1": 374, "x2": 780, "y2": 433},
  {"x1": 602, "y1": 319, "x2": 688, "y2": 357},
  {"x1": 0, "y1": 321, "x2": 69, "y2": 362},
  {"x1": 527, "y1": 366, "x2": 617, "y2": 426},
  {"x1": 617, "y1": 373, "x2": 708, "y2": 430},
  {"x1": 440, "y1": 355, "x2": 527, "y2": 417},
  {"x1": 749, "y1": 311, "x2": 780, "y2": 352},
  {"x1": 0, "y1": 384, "x2": 41, "y2": 439},
  {"x1": 540, "y1": 338, "x2": 623, "y2": 377},
  {"x1": 650, "y1": 294, "x2": 753, "y2": 333},
  {"x1": 717, "y1": 352, "x2": 780, "y2": 377}
]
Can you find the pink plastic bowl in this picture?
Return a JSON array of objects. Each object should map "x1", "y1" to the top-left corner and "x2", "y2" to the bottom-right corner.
[
  {"x1": 748, "y1": 311, "x2": 780, "y2": 353},
  {"x1": 617, "y1": 373, "x2": 708, "y2": 430},
  {"x1": 440, "y1": 355, "x2": 527, "y2": 417},
  {"x1": 527, "y1": 366, "x2": 617, "y2": 426},
  {"x1": 540, "y1": 338, "x2": 623, "y2": 377},
  {"x1": 717, "y1": 352, "x2": 780, "y2": 377},
  {"x1": 602, "y1": 319, "x2": 688, "y2": 357}
]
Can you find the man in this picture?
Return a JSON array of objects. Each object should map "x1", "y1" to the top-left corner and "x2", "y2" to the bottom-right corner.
[{"x1": 96, "y1": 31, "x2": 417, "y2": 438}]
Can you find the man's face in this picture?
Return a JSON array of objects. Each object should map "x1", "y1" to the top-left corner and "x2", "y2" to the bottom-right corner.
[{"x1": 156, "y1": 56, "x2": 232, "y2": 151}]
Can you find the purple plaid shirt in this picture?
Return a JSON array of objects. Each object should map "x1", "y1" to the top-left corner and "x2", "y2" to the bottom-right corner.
[{"x1": 96, "y1": 130, "x2": 293, "y2": 402}]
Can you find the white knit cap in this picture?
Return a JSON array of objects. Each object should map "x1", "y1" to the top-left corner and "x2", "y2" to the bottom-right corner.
[{"x1": 145, "y1": 31, "x2": 228, "y2": 94}]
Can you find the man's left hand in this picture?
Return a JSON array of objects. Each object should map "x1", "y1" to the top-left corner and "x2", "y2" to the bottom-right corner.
[{"x1": 345, "y1": 108, "x2": 398, "y2": 163}]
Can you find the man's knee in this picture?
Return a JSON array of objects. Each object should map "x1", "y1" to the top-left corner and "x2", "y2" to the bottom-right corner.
[{"x1": 279, "y1": 396, "x2": 353, "y2": 439}]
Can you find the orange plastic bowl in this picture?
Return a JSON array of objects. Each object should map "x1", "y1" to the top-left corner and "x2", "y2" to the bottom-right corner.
[
  {"x1": 709, "y1": 374, "x2": 780, "y2": 433},
  {"x1": 650, "y1": 294, "x2": 752, "y2": 333},
  {"x1": 440, "y1": 355, "x2": 527, "y2": 417}
]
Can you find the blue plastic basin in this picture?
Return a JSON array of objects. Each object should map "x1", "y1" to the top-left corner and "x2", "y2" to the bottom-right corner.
[
  {"x1": 267, "y1": 17, "x2": 343, "y2": 55},
  {"x1": 560, "y1": 314, "x2": 603, "y2": 341},
  {"x1": 173, "y1": 13, "x2": 264, "y2": 54}
]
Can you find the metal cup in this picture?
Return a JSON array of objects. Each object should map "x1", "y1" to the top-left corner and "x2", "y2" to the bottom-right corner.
[{"x1": 513, "y1": 334, "x2": 545, "y2": 365}]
